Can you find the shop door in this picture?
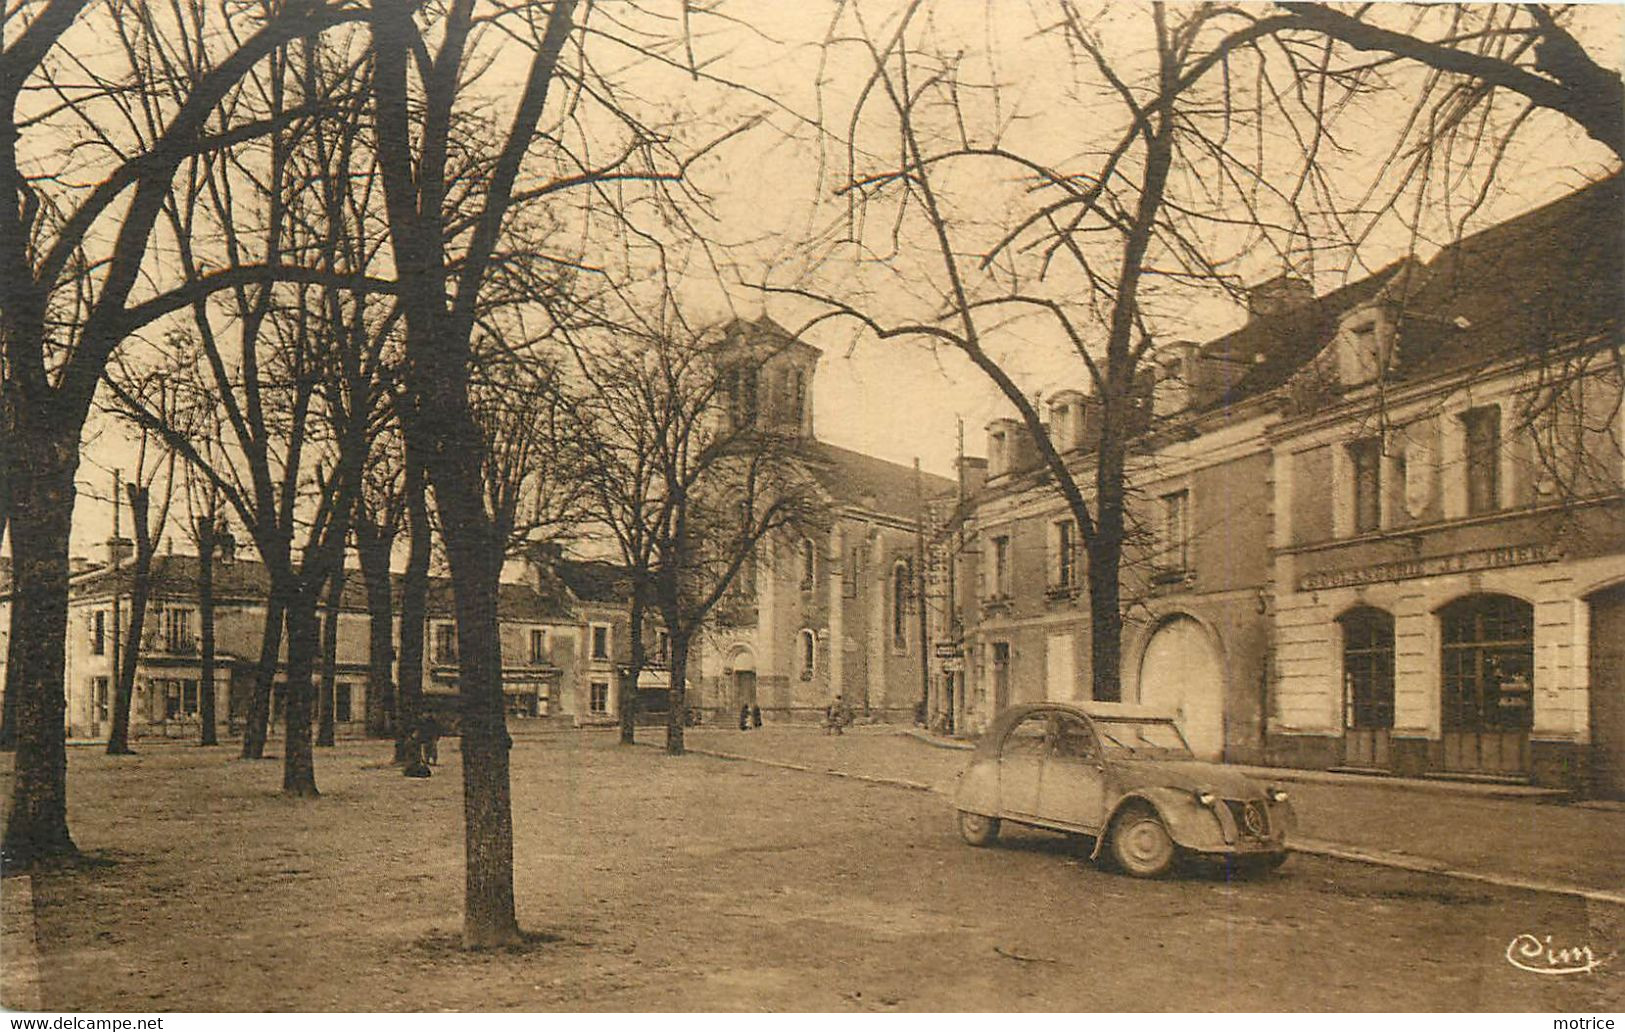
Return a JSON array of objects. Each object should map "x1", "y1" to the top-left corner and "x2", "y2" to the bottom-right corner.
[
  {"x1": 1588, "y1": 585, "x2": 1625, "y2": 798},
  {"x1": 1440, "y1": 595, "x2": 1533, "y2": 777},
  {"x1": 1137, "y1": 616, "x2": 1225, "y2": 761},
  {"x1": 1340, "y1": 608, "x2": 1395, "y2": 769}
]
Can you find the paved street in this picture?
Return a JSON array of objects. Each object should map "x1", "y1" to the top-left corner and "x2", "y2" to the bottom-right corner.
[
  {"x1": 673, "y1": 724, "x2": 1625, "y2": 899},
  {"x1": 2, "y1": 731, "x2": 1621, "y2": 1011}
]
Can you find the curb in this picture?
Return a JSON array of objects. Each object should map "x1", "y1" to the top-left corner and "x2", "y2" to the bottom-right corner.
[{"x1": 666, "y1": 740, "x2": 1624, "y2": 907}]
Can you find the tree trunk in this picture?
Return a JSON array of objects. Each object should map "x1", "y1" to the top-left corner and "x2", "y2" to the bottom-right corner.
[
  {"x1": 1087, "y1": 429, "x2": 1128, "y2": 703},
  {"x1": 242, "y1": 592, "x2": 287, "y2": 760},
  {"x1": 107, "y1": 484, "x2": 155, "y2": 755},
  {"x1": 0, "y1": 434, "x2": 79, "y2": 867},
  {"x1": 281, "y1": 591, "x2": 321, "y2": 796},
  {"x1": 438, "y1": 485, "x2": 521, "y2": 948},
  {"x1": 316, "y1": 566, "x2": 344, "y2": 747},
  {"x1": 395, "y1": 459, "x2": 430, "y2": 766},
  {"x1": 356, "y1": 529, "x2": 396, "y2": 741},
  {"x1": 196, "y1": 521, "x2": 218, "y2": 746},
  {"x1": 664, "y1": 630, "x2": 689, "y2": 756},
  {"x1": 619, "y1": 592, "x2": 644, "y2": 745}
]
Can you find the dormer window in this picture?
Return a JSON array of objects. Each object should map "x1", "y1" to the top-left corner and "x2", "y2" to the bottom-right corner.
[
  {"x1": 988, "y1": 429, "x2": 1008, "y2": 476},
  {"x1": 1048, "y1": 390, "x2": 1086, "y2": 452},
  {"x1": 1152, "y1": 347, "x2": 1194, "y2": 418},
  {"x1": 1334, "y1": 304, "x2": 1393, "y2": 387}
]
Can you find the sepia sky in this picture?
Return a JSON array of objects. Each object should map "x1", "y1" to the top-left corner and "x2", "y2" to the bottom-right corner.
[{"x1": 58, "y1": 1, "x2": 1625, "y2": 559}]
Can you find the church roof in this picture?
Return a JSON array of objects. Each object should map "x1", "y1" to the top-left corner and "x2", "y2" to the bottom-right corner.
[{"x1": 798, "y1": 440, "x2": 955, "y2": 520}]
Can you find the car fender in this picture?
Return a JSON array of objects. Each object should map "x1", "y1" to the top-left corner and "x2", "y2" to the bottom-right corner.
[
  {"x1": 1089, "y1": 787, "x2": 1225, "y2": 859},
  {"x1": 954, "y1": 759, "x2": 1000, "y2": 816}
]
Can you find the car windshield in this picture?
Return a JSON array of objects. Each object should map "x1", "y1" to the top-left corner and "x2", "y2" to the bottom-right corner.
[{"x1": 1092, "y1": 719, "x2": 1193, "y2": 758}]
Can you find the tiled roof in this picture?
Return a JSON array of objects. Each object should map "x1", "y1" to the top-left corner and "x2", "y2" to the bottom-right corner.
[
  {"x1": 552, "y1": 559, "x2": 635, "y2": 605},
  {"x1": 798, "y1": 439, "x2": 955, "y2": 519},
  {"x1": 54, "y1": 553, "x2": 584, "y2": 622}
]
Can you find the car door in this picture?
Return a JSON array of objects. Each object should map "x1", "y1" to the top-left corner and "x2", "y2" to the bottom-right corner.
[
  {"x1": 998, "y1": 712, "x2": 1050, "y2": 817},
  {"x1": 1037, "y1": 713, "x2": 1107, "y2": 833}
]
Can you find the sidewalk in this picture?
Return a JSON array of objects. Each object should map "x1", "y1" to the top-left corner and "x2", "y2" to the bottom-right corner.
[{"x1": 668, "y1": 724, "x2": 1625, "y2": 904}]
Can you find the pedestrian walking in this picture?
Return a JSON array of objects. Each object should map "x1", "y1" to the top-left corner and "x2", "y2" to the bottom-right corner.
[
  {"x1": 751, "y1": 704, "x2": 762, "y2": 729},
  {"x1": 420, "y1": 712, "x2": 441, "y2": 765},
  {"x1": 739, "y1": 704, "x2": 750, "y2": 731},
  {"x1": 825, "y1": 695, "x2": 848, "y2": 736}
]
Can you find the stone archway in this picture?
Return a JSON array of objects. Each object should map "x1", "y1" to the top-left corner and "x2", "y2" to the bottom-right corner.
[
  {"x1": 1135, "y1": 614, "x2": 1226, "y2": 761},
  {"x1": 726, "y1": 646, "x2": 757, "y2": 710}
]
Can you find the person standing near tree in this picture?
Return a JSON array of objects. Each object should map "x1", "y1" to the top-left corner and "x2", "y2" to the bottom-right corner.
[{"x1": 420, "y1": 712, "x2": 441, "y2": 766}]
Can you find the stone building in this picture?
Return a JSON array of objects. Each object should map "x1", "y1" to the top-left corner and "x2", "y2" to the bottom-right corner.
[
  {"x1": 942, "y1": 175, "x2": 1623, "y2": 792},
  {"x1": 690, "y1": 317, "x2": 954, "y2": 723},
  {"x1": 0, "y1": 541, "x2": 634, "y2": 741}
]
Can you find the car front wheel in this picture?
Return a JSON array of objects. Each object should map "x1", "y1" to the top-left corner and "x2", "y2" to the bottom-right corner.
[
  {"x1": 1110, "y1": 804, "x2": 1176, "y2": 878},
  {"x1": 958, "y1": 810, "x2": 1001, "y2": 847}
]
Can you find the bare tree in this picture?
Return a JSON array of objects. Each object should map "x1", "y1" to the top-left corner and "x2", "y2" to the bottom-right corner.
[
  {"x1": 100, "y1": 375, "x2": 180, "y2": 756},
  {"x1": 0, "y1": 0, "x2": 373, "y2": 867},
  {"x1": 366, "y1": 0, "x2": 756, "y2": 944},
  {"x1": 579, "y1": 320, "x2": 828, "y2": 755},
  {"x1": 768, "y1": 1, "x2": 1357, "y2": 700}
]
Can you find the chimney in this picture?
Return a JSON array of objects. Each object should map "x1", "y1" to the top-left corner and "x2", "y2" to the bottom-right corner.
[
  {"x1": 957, "y1": 455, "x2": 988, "y2": 498},
  {"x1": 216, "y1": 528, "x2": 237, "y2": 564},
  {"x1": 1247, "y1": 274, "x2": 1313, "y2": 320},
  {"x1": 1048, "y1": 389, "x2": 1087, "y2": 452},
  {"x1": 522, "y1": 540, "x2": 565, "y2": 594},
  {"x1": 106, "y1": 536, "x2": 134, "y2": 568}
]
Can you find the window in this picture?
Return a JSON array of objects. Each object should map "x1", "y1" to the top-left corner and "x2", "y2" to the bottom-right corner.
[
  {"x1": 91, "y1": 610, "x2": 106, "y2": 655},
  {"x1": 434, "y1": 623, "x2": 458, "y2": 664},
  {"x1": 529, "y1": 628, "x2": 548, "y2": 665},
  {"x1": 1441, "y1": 594, "x2": 1534, "y2": 733},
  {"x1": 789, "y1": 368, "x2": 806, "y2": 424},
  {"x1": 1159, "y1": 490, "x2": 1190, "y2": 573},
  {"x1": 729, "y1": 366, "x2": 759, "y2": 428},
  {"x1": 654, "y1": 628, "x2": 670, "y2": 664},
  {"x1": 992, "y1": 535, "x2": 1012, "y2": 598},
  {"x1": 1340, "y1": 608, "x2": 1395, "y2": 731},
  {"x1": 162, "y1": 679, "x2": 198, "y2": 720},
  {"x1": 799, "y1": 629, "x2": 816, "y2": 681},
  {"x1": 1463, "y1": 406, "x2": 1501, "y2": 515},
  {"x1": 1052, "y1": 519, "x2": 1077, "y2": 590},
  {"x1": 1053, "y1": 714, "x2": 1100, "y2": 763},
  {"x1": 1003, "y1": 712, "x2": 1051, "y2": 757},
  {"x1": 589, "y1": 681, "x2": 610, "y2": 714},
  {"x1": 335, "y1": 683, "x2": 353, "y2": 723},
  {"x1": 1350, "y1": 438, "x2": 1382, "y2": 534},
  {"x1": 591, "y1": 624, "x2": 611, "y2": 661},
  {"x1": 892, "y1": 561, "x2": 910, "y2": 650},
  {"x1": 800, "y1": 538, "x2": 816, "y2": 591},
  {"x1": 164, "y1": 607, "x2": 194, "y2": 652}
]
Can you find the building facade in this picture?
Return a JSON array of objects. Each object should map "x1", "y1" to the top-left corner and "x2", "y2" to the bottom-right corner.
[
  {"x1": 690, "y1": 318, "x2": 954, "y2": 723},
  {"x1": 944, "y1": 176, "x2": 1623, "y2": 793},
  {"x1": 0, "y1": 543, "x2": 635, "y2": 742}
]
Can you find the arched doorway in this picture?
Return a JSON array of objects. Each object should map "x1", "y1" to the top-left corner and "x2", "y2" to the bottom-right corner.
[
  {"x1": 727, "y1": 648, "x2": 757, "y2": 711},
  {"x1": 1136, "y1": 615, "x2": 1225, "y2": 761},
  {"x1": 1340, "y1": 607, "x2": 1395, "y2": 770},
  {"x1": 1440, "y1": 594, "x2": 1534, "y2": 777}
]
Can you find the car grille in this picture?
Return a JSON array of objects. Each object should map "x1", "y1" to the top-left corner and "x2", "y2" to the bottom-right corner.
[{"x1": 1224, "y1": 799, "x2": 1271, "y2": 840}]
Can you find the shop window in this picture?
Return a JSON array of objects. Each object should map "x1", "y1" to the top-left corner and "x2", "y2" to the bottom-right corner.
[
  {"x1": 1340, "y1": 607, "x2": 1394, "y2": 730},
  {"x1": 1441, "y1": 594, "x2": 1534, "y2": 733},
  {"x1": 1463, "y1": 406, "x2": 1502, "y2": 515}
]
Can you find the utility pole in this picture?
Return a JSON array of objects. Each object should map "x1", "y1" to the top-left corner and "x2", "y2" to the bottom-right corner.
[
  {"x1": 110, "y1": 468, "x2": 122, "y2": 733},
  {"x1": 914, "y1": 458, "x2": 928, "y2": 727}
]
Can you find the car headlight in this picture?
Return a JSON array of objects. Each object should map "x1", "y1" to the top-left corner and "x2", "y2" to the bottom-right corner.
[
  {"x1": 1266, "y1": 786, "x2": 1288, "y2": 803},
  {"x1": 1194, "y1": 789, "x2": 1217, "y2": 807}
]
